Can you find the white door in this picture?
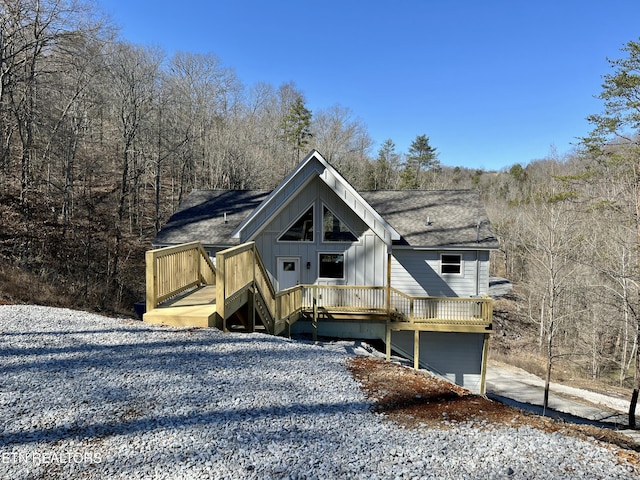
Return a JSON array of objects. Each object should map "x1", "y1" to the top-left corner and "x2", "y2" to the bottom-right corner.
[{"x1": 277, "y1": 257, "x2": 300, "y2": 290}]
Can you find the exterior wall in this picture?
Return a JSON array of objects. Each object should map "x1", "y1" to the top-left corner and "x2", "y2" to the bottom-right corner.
[
  {"x1": 253, "y1": 177, "x2": 388, "y2": 289},
  {"x1": 391, "y1": 330, "x2": 486, "y2": 394},
  {"x1": 391, "y1": 249, "x2": 491, "y2": 297},
  {"x1": 290, "y1": 317, "x2": 387, "y2": 340},
  {"x1": 240, "y1": 160, "x2": 323, "y2": 242}
]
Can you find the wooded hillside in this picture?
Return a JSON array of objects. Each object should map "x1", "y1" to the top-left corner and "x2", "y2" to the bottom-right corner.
[{"x1": 2, "y1": 0, "x2": 640, "y2": 397}]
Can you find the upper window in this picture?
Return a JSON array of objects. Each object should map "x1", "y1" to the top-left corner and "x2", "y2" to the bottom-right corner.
[
  {"x1": 322, "y1": 206, "x2": 357, "y2": 242},
  {"x1": 279, "y1": 207, "x2": 314, "y2": 242},
  {"x1": 441, "y1": 254, "x2": 462, "y2": 275},
  {"x1": 319, "y1": 253, "x2": 345, "y2": 279}
]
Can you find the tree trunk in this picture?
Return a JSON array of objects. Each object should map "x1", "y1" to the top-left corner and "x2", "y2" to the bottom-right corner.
[
  {"x1": 630, "y1": 387, "x2": 638, "y2": 429},
  {"x1": 632, "y1": 163, "x2": 640, "y2": 428},
  {"x1": 630, "y1": 322, "x2": 640, "y2": 428},
  {"x1": 543, "y1": 319, "x2": 553, "y2": 416}
]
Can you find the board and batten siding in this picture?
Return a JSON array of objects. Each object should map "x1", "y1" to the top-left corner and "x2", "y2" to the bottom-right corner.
[
  {"x1": 253, "y1": 176, "x2": 388, "y2": 288},
  {"x1": 390, "y1": 249, "x2": 491, "y2": 297},
  {"x1": 391, "y1": 330, "x2": 486, "y2": 394},
  {"x1": 240, "y1": 160, "x2": 323, "y2": 243}
]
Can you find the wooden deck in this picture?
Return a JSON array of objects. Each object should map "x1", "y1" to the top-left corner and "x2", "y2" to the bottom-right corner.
[
  {"x1": 143, "y1": 286, "x2": 218, "y2": 328},
  {"x1": 142, "y1": 242, "x2": 493, "y2": 335}
]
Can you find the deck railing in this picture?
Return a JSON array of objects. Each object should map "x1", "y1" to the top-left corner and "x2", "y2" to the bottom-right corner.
[
  {"x1": 302, "y1": 285, "x2": 388, "y2": 313},
  {"x1": 276, "y1": 286, "x2": 304, "y2": 324},
  {"x1": 145, "y1": 242, "x2": 216, "y2": 312},
  {"x1": 217, "y1": 242, "x2": 300, "y2": 332},
  {"x1": 389, "y1": 288, "x2": 492, "y2": 325},
  {"x1": 216, "y1": 243, "x2": 308, "y2": 334},
  {"x1": 151, "y1": 241, "x2": 493, "y2": 331}
]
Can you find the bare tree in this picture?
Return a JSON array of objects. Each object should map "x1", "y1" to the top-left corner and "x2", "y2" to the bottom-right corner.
[
  {"x1": 311, "y1": 104, "x2": 372, "y2": 188},
  {"x1": 105, "y1": 42, "x2": 162, "y2": 293},
  {"x1": 514, "y1": 189, "x2": 583, "y2": 413}
]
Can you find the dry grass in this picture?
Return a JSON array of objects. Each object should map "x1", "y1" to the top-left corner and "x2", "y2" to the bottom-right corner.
[
  {"x1": 347, "y1": 356, "x2": 640, "y2": 470},
  {"x1": 0, "y1": 264, "x2": 75, "y2": 308}
]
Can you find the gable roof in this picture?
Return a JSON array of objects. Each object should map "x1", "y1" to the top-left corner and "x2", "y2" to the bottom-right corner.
[
  {"x1": 152, "y1": 151, "x2": 499, "y2": 250},
  {"x1": 232, "y1": 150, "x2": 401, "y2": 245},
  {"x1": 360, "y1": 190, "x2": 499, "y2": 249}
]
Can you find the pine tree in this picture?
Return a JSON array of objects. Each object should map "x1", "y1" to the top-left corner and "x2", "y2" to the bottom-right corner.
[
  {"x1": 583, "y1": 38, "x2": 640, "y2": 428},
  {"x1": 400, "y1": 134, "x2": 439, "y2": 189},
  {"x1": 279, "y1": 95, "x2": 312, "y2": 164}
]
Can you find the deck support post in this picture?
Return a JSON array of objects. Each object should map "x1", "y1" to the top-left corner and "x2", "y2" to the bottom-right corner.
[
  {"x1": 385, "y1": 322, "x2": 391, "y2": 361},
  {"x1": 413, "y1": 330, "x2": 420, "y2": 370},
  {"x1": 250, "y1": 245, "x2": 257, "y2": 333},
  {"x1": 248, "y1": 290, "x2": 256, "y2": 333},
  {"x1": 145, "y1": 249, "x2": 157, "y2": 314},
  {"x1": 479, "y1": 333, "x2": 490, "y2": 395}
]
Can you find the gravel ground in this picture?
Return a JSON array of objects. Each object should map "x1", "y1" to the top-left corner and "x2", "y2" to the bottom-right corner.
[{"x1": 0, "y1": 305, "x2": 637, "y2": 479}]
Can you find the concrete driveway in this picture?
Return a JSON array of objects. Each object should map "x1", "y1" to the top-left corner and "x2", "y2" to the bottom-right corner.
[{"x1": 486, "y1": 360, "x2": 635, "y2": 430}]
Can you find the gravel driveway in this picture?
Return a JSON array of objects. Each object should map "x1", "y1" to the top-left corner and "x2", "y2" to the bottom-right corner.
[{"x1": 0, "y1": 305, "x2": 637, "y2": 479}]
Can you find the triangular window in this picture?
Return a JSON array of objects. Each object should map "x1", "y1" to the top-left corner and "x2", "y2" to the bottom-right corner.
[
  {"x1": 323, "y1": 206, "x2": 357, "y2": 242},
  {"x1": 279, "y1": 207, "x2": 314, "y2": 241}
]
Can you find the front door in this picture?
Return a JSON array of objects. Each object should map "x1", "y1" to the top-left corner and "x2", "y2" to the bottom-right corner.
[{"x1": 277, "y1": 257, "x2": 300, "y2": 290}]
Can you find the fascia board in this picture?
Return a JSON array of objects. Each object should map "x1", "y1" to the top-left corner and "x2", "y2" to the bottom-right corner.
[
  {"x1": 231, "y1": 150, "x2": 321, "y2": 239},
  {"x1": 316, "y1": 157, "x2": 401, "y2": 243}
]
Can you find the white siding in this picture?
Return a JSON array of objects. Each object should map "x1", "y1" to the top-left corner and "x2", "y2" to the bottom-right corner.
[
  {"x1": 391, "y1": 331, "x2": 486, "y2": 394},
  {"x1": 253, "y1": 177, "x2": 388, "y2": 287},
  {"x1": 391, "y1": 249, "x2": 490, "y2": 297}
]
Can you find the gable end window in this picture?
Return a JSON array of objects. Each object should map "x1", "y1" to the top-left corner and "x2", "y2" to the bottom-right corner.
[
  {"x1": 441, "y1": 254, "x2": 462, "y2": 275},
  {"x1": 278, "y1": 206, "x2": 314, "y2": 242},
  {"x1": 323, "y1": 205, "x2": 357, "y2": 242}
]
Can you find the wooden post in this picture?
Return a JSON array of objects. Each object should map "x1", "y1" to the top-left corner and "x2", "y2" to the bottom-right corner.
[
  {"x1": 385, "y1": 322, "x2": 391, "y2": 361},
  {"x1": 409, "y1": 298, "x2": 415, "y2": 324},
  {"x1": 251, "y1": 245, "x2": 257, "y2": 332},
  {"x1": 386, "y1": 250, "x2": 392, "y2": 316},
  {"x1": 312, "y1": 286, "x2": 318, "y2": 342},
  {"x1": 193, "y1": 248, "x2": 199, "y2": 286},
  {"x1": 479, "y1": 333, "x2": 490, "y2": 395},
  {"x1": 145, "y1": 249, "x2": 157, "y2": 313},
  {"x1": 414, "y1": 329, "x2": 420, "y2": 370},
  {"x1": 216, "y1": 251, "x2": 226, "y2": 331}
]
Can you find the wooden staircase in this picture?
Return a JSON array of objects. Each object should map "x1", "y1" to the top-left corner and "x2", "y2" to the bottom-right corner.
[{"x1": 142, "y1": 242, "x2": 302, "y2": 334}]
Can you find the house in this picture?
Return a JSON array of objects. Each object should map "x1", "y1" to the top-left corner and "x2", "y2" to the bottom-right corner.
[{"x1": 149, "y1": 150, "x2": 499, "y2": 393}]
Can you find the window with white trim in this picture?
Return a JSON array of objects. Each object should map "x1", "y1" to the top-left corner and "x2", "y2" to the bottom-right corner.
[
  {"x1": 440, "y1": 254, "x2": 462, "y2": 275},
  {"x1": 319, "y1": 253, "x2": 345, "y2": 279},
  {"x1": 278, "y1": 206, "x2": 314, "y2": 242},
  {"x1": 322, "y1": 206, "x2": 357, "y2": 242}
]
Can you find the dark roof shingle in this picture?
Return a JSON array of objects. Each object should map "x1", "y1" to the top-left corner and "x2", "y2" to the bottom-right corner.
[
  {"x1": 153, "y1": 188, "x2": 499, "y2": 250},
  {"x1": 360, "y1": 190, "x2": 499, "y2": 249},
  {"x1": 153, "y1": 190, "x2": 270, "y2": 247}
]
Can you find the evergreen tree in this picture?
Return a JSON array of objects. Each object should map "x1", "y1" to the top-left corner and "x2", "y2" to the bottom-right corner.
[
  {"x1": 369, "y1": 139, "x2": 399, "y2": 189},
  {"x1": 279, "y1": 95, "x2": 312, "y2": 164},
  {"x1": 583, "y1": 37, "x2": 640, "y2": 427},
  {"x1": 400, "y1": 134, "x2": 439, "y2": 189}
]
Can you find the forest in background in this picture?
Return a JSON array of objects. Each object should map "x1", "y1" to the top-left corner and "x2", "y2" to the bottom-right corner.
[{"x1": 2, "y1": 0, "x2": 640, "y2": 402}]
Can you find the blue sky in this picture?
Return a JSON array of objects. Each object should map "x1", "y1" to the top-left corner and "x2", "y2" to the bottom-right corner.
[{"x1": 104, "y1": 1, "x2": 640, "y2": 171}]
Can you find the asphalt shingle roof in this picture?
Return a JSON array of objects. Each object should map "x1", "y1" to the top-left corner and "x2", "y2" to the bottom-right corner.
[
  {"x1": 153, "y1": 188, "x2": 499, "y2": 250},
  {"x1": 360, "y1": 190, "x2": 499, "y2": 249},
  {"x1": 153, "y1": 190, "x2": 271, "y2": 247}
]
